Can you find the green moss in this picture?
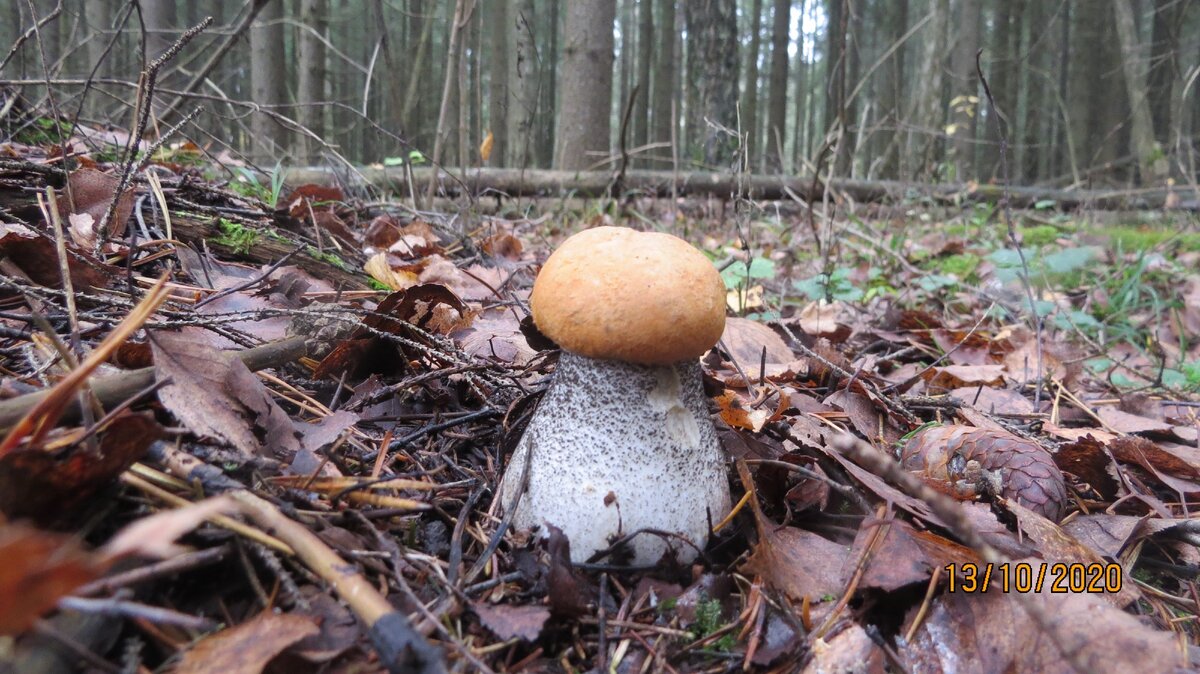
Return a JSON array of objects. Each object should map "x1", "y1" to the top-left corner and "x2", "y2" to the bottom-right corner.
[
  {"x1": 1020, "y1": 224, "x2": 1060, "y2": 247},
  {"x1": 306, "y1": 246, "x2": 349, "y2": 270},
  {"x1": 936, "y1": 252, "x2": 981, "y2": 280},
  {"x1": 1102, "y1": 225, "x2": 1200, "y2": 253},
  {"x1": 213, "y1": 219, "x2": 260, "y2": 254},
  {"x1": 13, "y1": 117, "x2": 69, "y2": 146}
]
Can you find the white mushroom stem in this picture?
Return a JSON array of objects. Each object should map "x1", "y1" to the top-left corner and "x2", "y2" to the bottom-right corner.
[{"x1": 499, "y1": 351, "x2": 731, "y2": 565}]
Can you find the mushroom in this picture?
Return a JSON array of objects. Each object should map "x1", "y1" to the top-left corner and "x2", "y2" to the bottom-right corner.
[{"x1": 499, "y1": 226, "x2": 731, "y2": 565}]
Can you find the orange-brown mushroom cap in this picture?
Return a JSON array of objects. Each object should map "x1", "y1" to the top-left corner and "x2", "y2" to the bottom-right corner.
[{"x1": 530, "y1": 226, "x2": 727, "y2": 365}]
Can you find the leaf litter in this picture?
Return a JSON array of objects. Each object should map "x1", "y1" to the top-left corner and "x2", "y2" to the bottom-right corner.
[{"x1": 0, "y1": 143, "x2": 1198, "y2": 673}]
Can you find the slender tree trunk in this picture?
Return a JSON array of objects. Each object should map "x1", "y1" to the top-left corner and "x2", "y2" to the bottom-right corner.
[
  {"x1": 618, "y1": 0, "x2": 633, "y2": 155},
  {"x1": 554, "y1": 0, "x2": 617, "y2": 170},
  {"x1": 1112, "y1": 0, "x2": 1167, "y2": 182},
  {"x1": 950, "y1": 0, "x2": 980, "y2": 179},
  {"x1": 1147, "y1": 0, "x2": 1181, "y2": 145},
  {"x1": 825, "y1": 0, "x2": 851, "y2": 175},
  {"x1": 742, "y1": 0, "x2": 764, "y2": 168},
  {"x1": 633, "y1": 0, "x2": 653, "y2": 165},
  {"x1": 484, "y1": 0, "x2": 508, "y2": 166},
  {"x1": 400, "y1": 0, "x2": 435, "y2": 149},
  {"x1": 507, "y1": 0, "x2": 538, "y2": 168},
  {"x1": 984, "y1": 0, "x2": 1018, "y2": 179},
  {"x1": 296, "y1": 0, "x2": 327, "y2": 163},
  {"x1": 765, "y1": 0, "x2": 791, "y2": 171},
  {"x1": 685, "y1": 0, "x2": 739, "y2": 166},
  {"x1": 250, "y1": 0, "x2": 287, "y2": 161},
  {"x1": 790, "y1": 0, "x2": 807, "y2": 171},
  {"x1": 538, "y1": 0, "x2": 559, "y2": 167},
  {"x1": 651, "y1": 0, "x2": 677, "y2": 157}
]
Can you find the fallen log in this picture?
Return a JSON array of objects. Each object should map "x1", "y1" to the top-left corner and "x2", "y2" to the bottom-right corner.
[{"x1": 284, "y1": 166, "x2": 1196, "y2": 210}]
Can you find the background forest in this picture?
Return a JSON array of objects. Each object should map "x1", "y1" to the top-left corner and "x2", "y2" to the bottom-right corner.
[{"x1": 4, "y1": 0, "x2": 1200, "y2": 188}]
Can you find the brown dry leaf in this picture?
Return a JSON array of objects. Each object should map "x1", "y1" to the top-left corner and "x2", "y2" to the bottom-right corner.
[
  {"x1": 1053, "y1": 434, "x2": 1120, "y2": 499},
  {"x1": 741, "y1": 523, "x2": 850, "y2": 603},
  {"x1": 174, "y1": 613, "x2": 319, "y2": 674},
  {"x1": 900, "y1": 425, "x2": 1069, "y2": 521},
  {"x1": 931, "y1": 329, "x2": 995, "y2": 365},
  {"x1": 923, "y1": 364, "x2": 1006, "y2": 390},
  {"x1": 714, "y1": 390, "x2": 781, "y2": 432},
  {"x1": 452, "y1": 307, "x2": 536, "y2": 365},
  {"x1": 282, "y1": 184, "x2": 344, "y2": 217},
  {"x1": 365, "y1": 251, "x2": 419, "y2": 290},
  {"x1": 804, "y1": 623, "x2": 884, "y2": 673},
  {"x1": 949, "y1": 386, "x2": 1035, "y2": 415},
  {"x1": 855, "y1": 519, "x2": 977, "y2": 592},
  {"x1": 1109, "y1": 434, "x2": 1200, "y2": 481},
  {"x1": 472, "y1": 601, "x2": 550, "y2": 642},
  {"x1": 901, "y1": 582, "x2": 1181, "y2": 673},
  {"x1": 1000, "y1": 500, "x2": 1140, "y2": 608},
  {"x1": 480, "y1": 231, "x2": 523, "y2": 260},
  {"x1": 1096, "y1": 406, "x2": 1173, "y2": 436},
  {"x1": 59, "y1": 168, "x2": 134, "y2": 243},
  {"x1": 824, "y1": 388, "x2": 905, "y2": 445},
  {"x1": 720, "y1": 317, "x2": 792, "y2": 382},
  {"x1": 390, "y1": 221, "x2": 443, "y2": 258},
  {"x1": 793, "y1": 300, "x2": 853, "y2": 341},
  {"x1": 0, "y1": 412, "x2": 163, "y2": 522},
  {"x1": 363, "y1": 214, "x2": 402, "y2": 250},
  {"x1": 0, "y1": 223, "x2": 112, "y2": 291},
  {"x1": 0, "y1": 524, "x2": 102, "y2": 635},
  {"x1": 153, "y1": 331, "x2": 301, "y2": 458},
  {"x1": 290, "y1": 586, "x2": 358, "y2": 663}
]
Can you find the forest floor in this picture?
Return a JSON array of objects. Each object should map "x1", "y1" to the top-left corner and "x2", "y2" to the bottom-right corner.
[{"x1": 2, "y1": 126, "x2": 1200, "y2": 673}]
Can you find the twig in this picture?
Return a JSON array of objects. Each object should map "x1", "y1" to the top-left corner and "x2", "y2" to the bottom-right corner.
[
  {"x1": 976, "y1": 50, "x2": 1044, "y2": 405},
  {"x1": 231, "y1": 490, "x2": 446, "y2": 674}
]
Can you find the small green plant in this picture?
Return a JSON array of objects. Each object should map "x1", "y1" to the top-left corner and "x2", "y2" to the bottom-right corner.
[
  {"x1": 231, "y1": 163, "x2": 286, "y2": 208},
  {"x1": 693, "y1": 598, "x2": 723, "y2": 637},
  {"x1": 721, "y1": 256, "x2": 775, "y2": 290},
  {"x1": 214, "y1": 219, "x2": 260, "y2": 254},
  {"x1": 689, "y1": 596, "x2": 735, "y2": 650},
  {"x1": 794, "y1": 268, "x2": 863, "y2": 302}
]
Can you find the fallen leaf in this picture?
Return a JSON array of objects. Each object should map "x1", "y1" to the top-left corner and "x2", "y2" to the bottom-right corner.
[
  {"x1": 174, "y1": 613, "x2": 319, "y2": 674},
  {"x1": 0, "y1": 524, "x2": 100, "y2": 634},
  {"x1": 742, "y1": 523, "x2": 850, "y2": 603},
  {"x1": 0, "y1": 412, "x2": 163, "y2": 522},
  {"x1": 472, "y1": 602, "x2": 550, "y2": 642},
  {"x1": 153, "y1": 330, "x2": 301, "y2": 458}
]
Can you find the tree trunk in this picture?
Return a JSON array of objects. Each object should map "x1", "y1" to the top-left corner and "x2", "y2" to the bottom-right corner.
[
  {"x1": 790, "y1": 0, "x2": 808, "y2": 170},
  {"x1": 1112, "y1": 0, "x2": 1166, "y2": 182},
  {"x1": 507, "y1": 0, "x2": 537, "y2": 168},
  {"x1": 484, "y1": 0, "x2": 508, "y2": 166},
  {"x1": 824, "y1": 0, "x2": 851, "y2": 175},
  {"x1": 250, "y1": 0, "x2": 288, "y2": 161},
  {"x1": 633, "y1": 0, "x2": 653, "y2": 165},
  {"x1": 684, "y1": 0, "x2": 740, "y2": 166},
  {"x1": 765, "y1": 0, "x2": 791, "y2": 171},
  {"x1": 1147, "y1": 0, "x2": 1181, "y2": 146},
  {"x1": 742, "y1": 0, "x2": 764, "y2": 168},
  {"x1": 554, "y1": 0, "x2": 616, "y2": 170},
  {"x1": 537, "y1": 0, "x2": 559, "y2": 167},
  {"x1": 618, "y1": 0, "x2": 633, "y2": 152},
  {"x1": 650, "y1": 0, "x2": 677, "y2": 158},
  {"x1": 950, "y1": 0, "x2": 980, "y2": 179},
  {"x1": 984, "y1": 0, "x2": 1019, "y2": 179},
  {"x1": 296, "y1": 0, "x2": 327, "y2": 163}
]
